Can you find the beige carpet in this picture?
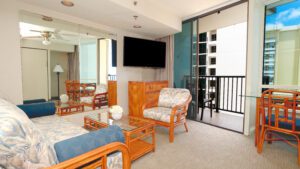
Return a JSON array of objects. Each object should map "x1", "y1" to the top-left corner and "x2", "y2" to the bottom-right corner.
[{"x1": 64, "y1": 111, "x2": 299, "y2": 169}]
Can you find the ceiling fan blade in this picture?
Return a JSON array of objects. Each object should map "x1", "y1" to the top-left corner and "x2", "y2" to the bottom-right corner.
[
  {"x1": 30, "y1": 29, "x2": 43, "y2": 33},
  {"x1": 24, "y1": 36, "x2": 42, "y2": 38},
  {"x1": 60, "y1": 33, "x2": 79, "y2": 37},
  {"x1": 52, "y1": 33, "x2": 64, "y2": 40}
]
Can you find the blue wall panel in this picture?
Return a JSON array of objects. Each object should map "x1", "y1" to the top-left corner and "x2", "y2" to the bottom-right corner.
[{"x1": 174, "y1": 22, "x2": 192, "y2": 88}]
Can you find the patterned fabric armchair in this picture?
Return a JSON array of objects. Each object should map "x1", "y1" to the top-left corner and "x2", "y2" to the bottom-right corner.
[{"x1": 142, "y1": 88, "x2": 192, "y2": 143}]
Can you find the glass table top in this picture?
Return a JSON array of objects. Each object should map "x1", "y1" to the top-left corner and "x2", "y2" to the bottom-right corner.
[
  {"x1": 56, "y1": 101, "x2": 83, "y2": 108},
  {"x1": 85, "y1": 113, "x2": 152, "y2": 131}
]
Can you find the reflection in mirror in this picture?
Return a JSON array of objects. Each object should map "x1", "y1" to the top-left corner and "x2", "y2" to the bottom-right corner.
[
  {"x1": 263, "y1": 0, "x2": 300, "y2": 86},
  {"x1": 19, "y1": 11, "x2": 117, "y2": 106}
]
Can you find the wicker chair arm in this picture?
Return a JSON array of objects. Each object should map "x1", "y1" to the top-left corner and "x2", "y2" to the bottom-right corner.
[{"x1": 47, "y1": 142, "x2": 130, "y2": 169}]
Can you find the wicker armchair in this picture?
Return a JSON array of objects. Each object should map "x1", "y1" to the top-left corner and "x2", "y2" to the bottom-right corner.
[
  {"x1": 80, "y1": 84, "x2": 108, "y2": 110},
  {"x1": 142, "y1": 88, "x2": 192, "y2": 143}
]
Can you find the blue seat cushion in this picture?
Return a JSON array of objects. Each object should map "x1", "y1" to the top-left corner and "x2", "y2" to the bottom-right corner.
[
  {"x1": 266, "y1": 114, "x2": 300, "y2": 130},
  {"x1": 54, "y1": 125, "x2": 124, "y2": 162},
  {"x1": 17, "y1": 102, "x2": 56, "y2": 118}
]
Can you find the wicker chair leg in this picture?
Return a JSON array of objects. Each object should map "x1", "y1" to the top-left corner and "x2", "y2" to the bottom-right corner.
[
  {"x1": 267, "y1": 132, "x2": 272, "y2": 144},
  {"x1": 257, "y1": 127, "x2": 266, "y2": 154},
  {"x1": 169, "y1": 126, "x2": 174, "y2": 143},
  {"x1": 184, "y1": 121, "x2": 188, "y2": 132},
  {"x1": 296, "y1": 136, "x2": 300, "y2": 165}
]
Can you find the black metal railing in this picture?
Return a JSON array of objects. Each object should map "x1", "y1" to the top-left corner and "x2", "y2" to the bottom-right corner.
[
  {"x1": 108, "y1": 74, "x2": 117, "y2": 81},
  {"x1": 199, "y1": 76, "x2": 245, "y2": 114}
]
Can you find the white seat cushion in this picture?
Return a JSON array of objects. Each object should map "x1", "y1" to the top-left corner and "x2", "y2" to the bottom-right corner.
[
  {"x1": 80, "y1": 96, "x2": 93, "y2": 104},
  {"x1": 143, "y1": 107, "x2": 177, "y2": 123}
]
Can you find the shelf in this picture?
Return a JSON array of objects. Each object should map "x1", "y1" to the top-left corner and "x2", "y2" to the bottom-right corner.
[{"x1": 130, "y1": 139, "x2": 154, "y2": 161}]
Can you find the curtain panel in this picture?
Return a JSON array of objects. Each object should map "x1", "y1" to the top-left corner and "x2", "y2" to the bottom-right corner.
[
  {"x1": 156, "y1": 35, "x2": 174, "y2": 87},
  {"x1": 68, "y1": 45, "x2": 80, "y2": 80}
]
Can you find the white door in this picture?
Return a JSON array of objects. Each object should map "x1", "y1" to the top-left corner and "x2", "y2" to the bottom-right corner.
[{"x1": 21, "y1": 48, "x2": 48, "y2": 100}]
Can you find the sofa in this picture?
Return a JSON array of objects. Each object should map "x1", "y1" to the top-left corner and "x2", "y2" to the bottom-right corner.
[{"x1": 0, "y1": 99, "x2": 130, "y2": 169}]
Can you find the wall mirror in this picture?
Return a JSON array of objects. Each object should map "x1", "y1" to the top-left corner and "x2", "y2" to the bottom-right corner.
[{"x1": 19, "y1": 11, "x2": 117, "y2": 105}]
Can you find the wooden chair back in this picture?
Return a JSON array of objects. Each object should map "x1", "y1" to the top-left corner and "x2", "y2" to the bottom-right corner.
[
  {"x1": 65, "y1": 80, "x2": 81, "y2": 101},
  {"x1": 80, "y1": 83, "x2": 96, "y2": 97},
  {"x1": 260, "y1": 89, "x2": 300, "y2": 133},
  {"x1": 93, "y1": 92, "x2": 109, "y2": 109}
]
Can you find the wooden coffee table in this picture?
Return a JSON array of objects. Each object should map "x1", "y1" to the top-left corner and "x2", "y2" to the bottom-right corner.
[
  {"x1": 56, "y1": 101, "x2": 84, "y2": 116},
  {"x1": 84, "y1": 114, "x2": 155, "y2": 161}
]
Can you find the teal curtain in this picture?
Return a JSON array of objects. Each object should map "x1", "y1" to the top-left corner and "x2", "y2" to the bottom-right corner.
[{"x1": 173, "y1": 22, "x2": 192, "y2": 88}]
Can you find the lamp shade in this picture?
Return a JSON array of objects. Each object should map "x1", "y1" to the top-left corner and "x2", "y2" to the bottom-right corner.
[{"x1": 53, "y1": 64, "x2": 64, "y2": 73}]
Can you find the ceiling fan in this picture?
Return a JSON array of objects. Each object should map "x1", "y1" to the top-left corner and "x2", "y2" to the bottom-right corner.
[{"x1": 25, "y1": 29, "x2": 73, "y2": 45}]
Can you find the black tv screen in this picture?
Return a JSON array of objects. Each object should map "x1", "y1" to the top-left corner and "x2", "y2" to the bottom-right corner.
[{"x1": 123, "y1": 36, "x2": 166, "y2": 68}]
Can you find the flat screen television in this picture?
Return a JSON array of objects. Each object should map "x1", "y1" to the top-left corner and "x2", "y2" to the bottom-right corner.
[{"x1": 123, "y1": 36, "x2": 166, "y2": 68}]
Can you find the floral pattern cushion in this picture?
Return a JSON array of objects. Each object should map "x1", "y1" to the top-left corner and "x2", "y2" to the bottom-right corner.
[
  {"x1": 143, "y1": 107, "x2": 177, "y2": 123},
  {"x1": 31, "y1": 115, "x2": 88, "y2": 145},
  {"x1": 0, "y1": 99, "x2": 57, "y2": 169},
  {"x1": 158, "y1": 88, "x2": 190, "y2": 108},
  {"x1": 31, "y1": 115, "x2": 122, "y2": 169}
]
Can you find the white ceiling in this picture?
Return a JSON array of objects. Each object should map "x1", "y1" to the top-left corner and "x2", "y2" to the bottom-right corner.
[
  {"x1": 17, "y1": 0, "x2": 241, "y2": 38},
  {"x1": 149, "y1": 0, "x2": 239, "y2": 19}
]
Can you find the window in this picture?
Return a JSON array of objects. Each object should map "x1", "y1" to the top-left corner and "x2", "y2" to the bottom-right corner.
[
  {"x1": 209, "y1": 68, "x2": 216, "y2": 75},
  {"x1": 199, "y1": 32, "x2": 207, "y2": 42},
  {"x1": 209, "y1": 80, "x2": 216, "y2": 87},
  {"x1": 199, "y1": 67, "x2": 206, "y2": 75},
  {"x1": 199, "y1": 55, "x2": 206, "y2": 65},
  {"x1": 210, "y1": 46, "x2": 216, "y2": 53},
  {"x1": 211, "y1": 33, "x2": 217, "y2": 41},
  {"x1": 80, "y1": 40, "x2": 97, "y2": 83},
  {"x1": 199, "y1": 43, "x2": 207, "y2": 53},
  {"x1": 210, "y1": 57, "x2": 216, "y2": 65},
  {"x1": 263, "y1": 0, "x2": 300, "y2": 86}
]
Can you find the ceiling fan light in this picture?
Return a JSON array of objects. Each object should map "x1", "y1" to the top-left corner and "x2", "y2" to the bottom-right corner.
[
  {"x1": 42, "y1": 39, "x2": 51, "y2": 45},
  {"x1": 61, "y1": 0, "x2": 74, "y2": 7},
  {"x1": 133, "y1": 25, "x2": 142, "y2": 29},
  {"x1": 42, "y1": 16, "x2": 53, "y2": 22}
]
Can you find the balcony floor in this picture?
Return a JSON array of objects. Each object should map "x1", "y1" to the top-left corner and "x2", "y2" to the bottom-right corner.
[{"x1": 193, "y1": 108, "x2": 244, "y2": 133}]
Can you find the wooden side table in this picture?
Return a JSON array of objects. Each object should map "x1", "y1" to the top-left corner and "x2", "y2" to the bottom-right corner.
[
  {"x1": 56, "y1": 101, "x2": 85, "y2": 116},
  {"x1": 84, "y1": 115, "x2": 155, "y2": 161}
]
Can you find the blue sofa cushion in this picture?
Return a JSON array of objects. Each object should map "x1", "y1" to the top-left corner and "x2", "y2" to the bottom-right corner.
[
  {"x1": 17, "y1": 102, "x2": 56, "y2": 118},
  {"x1": 54, "y1": 125, "x2": 124, "y2": 162},
  {"x1": 266, "y1": 114, "x2": 300, "y2": 130}
]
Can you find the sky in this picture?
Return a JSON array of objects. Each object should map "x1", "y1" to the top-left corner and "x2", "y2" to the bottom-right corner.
[{"x1": 266, "y1": 0, "x2": 300, "y2": 30}]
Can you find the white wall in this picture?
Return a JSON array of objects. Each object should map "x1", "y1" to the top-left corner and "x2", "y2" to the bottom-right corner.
[
  {"x1": 198, "y1": 2, "x2": 248, "y2": 33},
  {"x1": 244, "y1": 0, "x2": 265, "y2": 135},
  {"x1": 216, "y1": 22, "x2": 247, "y2": 76},
  {"x1": 116, "y1": 34, "x2": 157, "y2": 114},
  {"x1": 0, "y1": 0, "x2": 23, "y2": 104}
]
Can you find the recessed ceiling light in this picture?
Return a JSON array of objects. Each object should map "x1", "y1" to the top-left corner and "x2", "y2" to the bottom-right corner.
[
  {"x1": 61, "y1": 0, "x2": 74, "y2": 7},
  {"x1": 133, "y1": 25, "x2": 142, "y2": 29},
  {"x1": 42, "y1": 16, "x2": 53, "y2": 22}
]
